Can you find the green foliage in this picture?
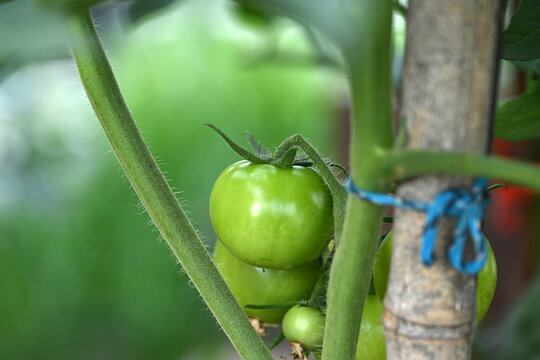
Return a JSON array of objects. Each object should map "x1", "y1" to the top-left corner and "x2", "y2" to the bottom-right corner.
[
  {"x1": 495, "y1": 80, "x2": 540, "y2": 141},
  {"x1": 35, "y1": 0, "x2": 103, "y2": 12},
  {"x1": 513, "y1": 59, "x2": 540, "y2": 76},
  {"x1": 127, "y1": 0, "x2": 179, "y2": 23},
  {"x1": 477, "y1": 273, "x2": 540, "y2": 359},
  {"x1": 231, "y1": 0, "x2": 275, "y2": 27},
  {"x1": 0, "y1": 0, "x2": 68, "y2": 80},
  {"x1": 503, "y1": 0, "x2": 540, "y2": 61}
]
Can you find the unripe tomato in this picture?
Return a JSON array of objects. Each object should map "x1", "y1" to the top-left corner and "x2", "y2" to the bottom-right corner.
[
  {"x1": 281, "y1": 295, "x2": 386, "y2": 360},
  {"x1": 213, "y1": 241, "x2": 322, "y2": 324},
  {"x1": 355, "y1": 295, "x2": 386, "y2": 360},
  {"x1": 282, "y1": 305, "x2": 325, "y2": 351},
  {"x1": 373, "y1": 231, "x2": 497, "y2": 323},
  {"x1": 210, "y1": 160, "x2": 334, "y2": 270}
]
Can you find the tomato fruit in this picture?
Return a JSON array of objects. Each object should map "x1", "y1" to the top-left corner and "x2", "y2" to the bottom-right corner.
[
  {"x1": 355, "y1": 294, "x2": 386, "y2": 360},
  {"x1": 213, "y1": 241, "x2": 322, "y2": 324},
  {"x1": 210, "y1": 160, "x2": 334, "y2": 269},
  {"x1": 282, "y1": 305, "x2": 325, "y2": 351},
  {"x1": 281, "y1": 295, "x2": 386, "y2": 359},
  {"x1": 373, "y1": 231, "x2": 497, "y2": 323}
]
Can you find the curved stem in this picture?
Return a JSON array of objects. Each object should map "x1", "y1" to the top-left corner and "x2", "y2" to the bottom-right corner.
[
  {"x1": 276, "y1": 134, "x2": 348, "y2": 240},
  {"x1": 379, "y1": 149, "x2": 540, "y2": 191},
  {"x1": 66, "y1": 10, "x2": 273, "y2": 360},
  {"x1": 250, "y1": 0, "x2": 352, "y2": 47},
  {"x1": 322, "y1": 1, "x2": 394, "y2": 359}
]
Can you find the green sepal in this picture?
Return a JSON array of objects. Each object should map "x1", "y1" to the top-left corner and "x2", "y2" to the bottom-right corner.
[
  {"x1": 486, "y1": 183, "x2": 508, "y2": 193},
  {"x1": 244, "y1": 301, "x2": 300, "y2": 310},
  {"x1": 269, "y1": 331, "x2": 285, "y2": 350},
  {"x1": 245, "y1": 130, "x2": 272, "y2": 158},
  {"x1": 204, "y1": 123, "x2": 268, "y2": 164}
]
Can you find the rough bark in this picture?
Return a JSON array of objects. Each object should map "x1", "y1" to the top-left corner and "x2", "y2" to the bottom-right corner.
[{"x1": 383, "y1": 1, "x2": 504, "y2": 359}]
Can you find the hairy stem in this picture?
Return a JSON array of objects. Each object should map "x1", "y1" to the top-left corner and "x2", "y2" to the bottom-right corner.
[
  {"x1": 276, "y1": 134, "x2": 347, "y2": 240},
  {"x1": 67, "y1": 10, "x2": 272, "y2": 360},
  {"x1": 322, "y1": 1, "x2": 394, "y2": 359},
  {"x1": 379, "y1": 149, "x2": 540, "y2": 191}
]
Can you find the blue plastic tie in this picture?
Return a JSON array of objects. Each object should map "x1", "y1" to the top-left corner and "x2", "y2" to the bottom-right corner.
[{"x1": 345, "y1": 178, "x2": 490, "y2": 275}]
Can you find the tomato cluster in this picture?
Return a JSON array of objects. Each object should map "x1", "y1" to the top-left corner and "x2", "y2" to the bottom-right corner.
[
  {"x1": 281, "y1": 295, "x2": 386, "y2": 360},
  {"x1": 210, "y1": 159, "x2": 497, "y2": 358},
  {"x1": 210, "y1": 160, "x2": 333, "y2": 324}
]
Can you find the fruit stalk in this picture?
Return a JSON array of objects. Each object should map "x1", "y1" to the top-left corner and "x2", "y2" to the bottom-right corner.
[{"x1": 321, "y1": 1, "x2": 394, "y2": 359}]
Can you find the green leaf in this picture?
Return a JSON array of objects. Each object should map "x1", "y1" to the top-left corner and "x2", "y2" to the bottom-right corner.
[
  {"x1": 268, "y1": 331, "x2": 285, "y2": 350},
  {"x1": 127, "y1": 0, "x2": 179, "y2": 23},
  {"x1": 512, "y1": 59, "x2": 540, "y2": 76},
  {"x1": 494, "y1": 81, "x2": 540, "y2": 141},
  {"x1": 503, "y1": 0, "x2": 540, "y2": 61},
  {"x1": 244, "y1": 301, "x2": 299, "y2": 310}
]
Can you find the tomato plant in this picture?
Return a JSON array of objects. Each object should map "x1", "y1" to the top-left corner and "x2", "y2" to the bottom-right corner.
[
  {"x1": 213, "y1": 241, "x2": 322, "y2": 324},
  {"x1": 281, "y1": 295, "x2": 386, "y2": 359},
  {"x1": 63, "y1": 0, "x2": 540, "y2": 358},
  {"x1": 373, "y1": 231, "x2": 497, "y2": 322},
  {"x1": 210, "y1": 160, "x2": 334, "y2": 270}
]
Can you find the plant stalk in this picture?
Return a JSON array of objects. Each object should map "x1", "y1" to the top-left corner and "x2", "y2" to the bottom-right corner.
[
  {"x1": 379, "y1": 149, "x2": 540, "y2": 191},
  {"x1": 66, "y1": 10, "x2": 273, "y2": 360},
  {"x1": 321, "y1": 1, "x2": 394, "y2": 359}
]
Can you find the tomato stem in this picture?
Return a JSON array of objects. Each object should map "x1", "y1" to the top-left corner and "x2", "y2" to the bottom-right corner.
[
  {"x1": 322, "y1": 1, "x2": 394, "y2": 359},
  {"x1": 274, "y1": 134, "x2": 348, "y2": 239},
  {"x1": 66, "y1": 10, "x2": 273, "y2": 360},
  {"x1": 379, "y1": 149, "x2": 540, "y2": 191}
]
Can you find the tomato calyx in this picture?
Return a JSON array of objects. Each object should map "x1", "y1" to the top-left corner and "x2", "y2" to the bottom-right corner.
[
  {"x1": 205, "y1": 122, "x2": 317, "y2": 168},
  {"x1": 244, "y1": 301, "x2": 304, "y2": 311},
  {"x1": 206, "y1": 123, "x2": 349, "y2": 240}
]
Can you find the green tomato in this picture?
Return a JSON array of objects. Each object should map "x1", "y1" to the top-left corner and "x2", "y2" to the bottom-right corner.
[
  {"x1": 210, "y1": 160, "x2": 334, "y2": 270},
  {"x1": 213, "y1": 241, "x2": 322, "y2": 324},
  {"x1": 373, "y1": 231, "x2": 497, "y2": 323},
  {"x1": 281, "y1": 295, "x2": 386, "y2": 359},
  {"x1": 282, "y1": 305, "x2": 325, "y2": 351},
  {"x1": 355, "y1": 295, "x2": 386, "y2": 360}
]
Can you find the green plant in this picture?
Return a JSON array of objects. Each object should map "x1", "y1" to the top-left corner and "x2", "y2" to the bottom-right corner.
[
  {"x1": 60, "y1": 0, "x2": 540, "y2": 359},
  {"x1": 373, "y1": 231, "x2": 498, "y2": 323},
  {"x1": 213, "y1": 241, "x2": 322, "y2": 324},
  {"x1": 210, "y1": 160, "x2": 334, "y2": 269}
]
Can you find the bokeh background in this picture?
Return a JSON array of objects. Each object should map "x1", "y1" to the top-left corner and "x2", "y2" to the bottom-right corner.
[{"x1": 0, "y1": 0, "x2": 539, "y2": 359}]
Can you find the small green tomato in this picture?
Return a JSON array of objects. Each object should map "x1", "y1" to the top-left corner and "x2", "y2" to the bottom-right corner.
[{"x1": 281, "y1": 295, "x2": 386, "y2": 360}]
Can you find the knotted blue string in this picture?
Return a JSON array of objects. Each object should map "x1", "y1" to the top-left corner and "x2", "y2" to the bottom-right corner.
[{"x1": 345, "y1": 178, "x2": 490, "y2": 275}]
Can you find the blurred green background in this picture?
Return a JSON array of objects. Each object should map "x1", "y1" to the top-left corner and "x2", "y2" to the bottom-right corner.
[
  {"x1": 2, "y1": 0, "x2": 540, "y2": 359},
  {"x1": 0, "y1": 0, "x2": 345, "y2": 358}
]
